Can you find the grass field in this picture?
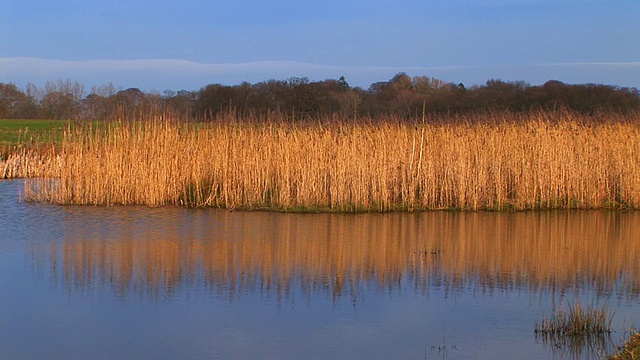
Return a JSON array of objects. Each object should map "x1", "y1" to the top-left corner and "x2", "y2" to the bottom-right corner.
[
  {"x1": 21, "y1": 110, "x2": 640, "y2": 211},
  {"x1": 0, "y1": 119, "x2": 68, "y2": 159}
]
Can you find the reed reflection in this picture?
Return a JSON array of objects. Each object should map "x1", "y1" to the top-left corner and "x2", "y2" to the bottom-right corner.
[
  {"x1": 28, "y1": 210, "x2": 640, "y2": 302},
  {"x1": 536, "y1": 329, "x2": 614, "y2": 360}
]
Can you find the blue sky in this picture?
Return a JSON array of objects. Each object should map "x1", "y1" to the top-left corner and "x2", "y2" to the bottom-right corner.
[{"x1": 1, "y1": 0, "x2": 639, "y2": 91}]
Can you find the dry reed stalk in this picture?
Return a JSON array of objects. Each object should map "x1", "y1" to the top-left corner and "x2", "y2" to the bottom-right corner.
[
  {"x1": 1, "y1": 150, "x2": 58, "y2": 179},
  {"x1": 23, "y1": 111, "x2": 640, "y2": 211},
  {"x1": 610, "y1": 331, "x2": 640, "y2": 360}
]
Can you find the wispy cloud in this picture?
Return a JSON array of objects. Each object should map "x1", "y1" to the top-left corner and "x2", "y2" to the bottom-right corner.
[{"x1": 1, "y1": 57, "x2": 638, "y2": 91}]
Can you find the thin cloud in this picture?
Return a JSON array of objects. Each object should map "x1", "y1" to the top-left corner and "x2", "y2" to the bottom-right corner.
[{"x1": 1, "y1": 57, "x2": 638, "y2": 91}]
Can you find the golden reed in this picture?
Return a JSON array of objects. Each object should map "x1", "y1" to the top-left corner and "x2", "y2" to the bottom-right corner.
[
  {"x1": 23, "y1": 110, "x2": 640, "y2": 210},
  {"x1": 1, "y1": 149, "x2": 59, "y2": 179}
]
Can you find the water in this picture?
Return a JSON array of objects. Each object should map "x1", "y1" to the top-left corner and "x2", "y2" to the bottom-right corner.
[{"x1": 1, "y1": 179, "x2": 639, "y2": 359}]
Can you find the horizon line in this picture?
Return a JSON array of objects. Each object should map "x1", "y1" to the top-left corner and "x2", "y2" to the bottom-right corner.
[{"x1": 1, "y1": 56, "x2": 638, "y2": 90}]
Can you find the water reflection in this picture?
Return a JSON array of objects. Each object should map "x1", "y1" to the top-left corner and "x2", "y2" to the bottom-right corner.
[
  {"x1": 27, "y1": 210, "x2": 640, "y2": 305},
  {"x1": 536, "y1": 330, "x2": 614, "y2": 360},
  {"x1": 5, "y1": 178, "x2": 640, "y2": 360}
]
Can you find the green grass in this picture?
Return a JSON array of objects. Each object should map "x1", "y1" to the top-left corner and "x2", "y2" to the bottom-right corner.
[
  {"x1": 0, "y1": 119, "x2": 69, "y2": 146},
  {"x1": 0, "y1": 119, "x2": 69, "y2": 159}
]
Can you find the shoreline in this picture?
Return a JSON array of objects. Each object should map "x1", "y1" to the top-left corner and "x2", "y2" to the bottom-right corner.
[{"x1": 610, "y1": 332, "x2": 640, "y2": 359}]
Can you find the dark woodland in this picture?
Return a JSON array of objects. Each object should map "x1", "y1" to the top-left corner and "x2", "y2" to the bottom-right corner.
[{"x1": 1, "y1": 74, "x2": 639, "y2": 121}]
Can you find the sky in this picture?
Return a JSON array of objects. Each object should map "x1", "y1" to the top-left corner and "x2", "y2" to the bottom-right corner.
[{"x1": 1, "y1": 0, "x2": 639, "y2": 92}]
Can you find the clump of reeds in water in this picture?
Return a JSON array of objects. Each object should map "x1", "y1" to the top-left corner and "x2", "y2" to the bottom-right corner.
[
  {"x1": 535, "y1": 301, "x2": 614, "y2": 358},
  {"x1": 23, "y1": 110, "x2": 640, "y2": 211},
  {"x1": 535, "y1": 301, "x2": 613, "y2": 336}
]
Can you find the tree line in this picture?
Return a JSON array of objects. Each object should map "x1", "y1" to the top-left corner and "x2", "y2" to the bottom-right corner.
[{"x1": 1, "y1": 74, "x2": 639, "y2": 120}]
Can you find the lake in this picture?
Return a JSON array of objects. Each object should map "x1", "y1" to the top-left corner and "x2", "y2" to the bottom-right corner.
[{"x1": 1, "y1": 179, "x2": 639, "y2": 359}]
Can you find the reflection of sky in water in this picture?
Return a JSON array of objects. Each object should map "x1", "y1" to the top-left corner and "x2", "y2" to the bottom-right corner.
[{"x1": 1, "y1": 180, "x2": 639, "y2": 359}]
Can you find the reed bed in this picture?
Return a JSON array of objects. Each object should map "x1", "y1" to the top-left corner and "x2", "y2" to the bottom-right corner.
[{"x1": 23, "y1": 111, "x2": 640, "y2": 211}]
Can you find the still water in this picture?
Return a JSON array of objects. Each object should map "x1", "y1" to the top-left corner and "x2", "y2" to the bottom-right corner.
[{"x1": 1, "y1": 179, "x2": 639, "y2": 359}]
